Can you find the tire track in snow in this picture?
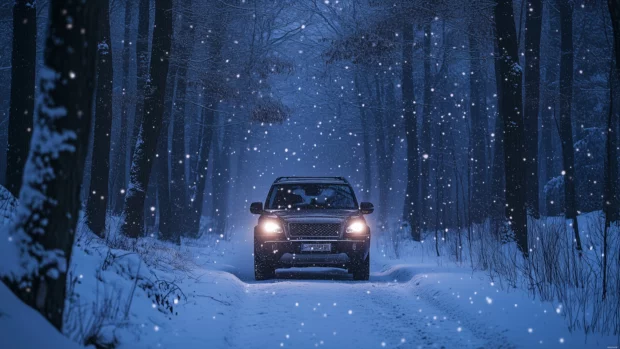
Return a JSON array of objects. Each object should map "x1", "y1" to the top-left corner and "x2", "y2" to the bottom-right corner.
[{"x1": 223, "y1": 267, "x2": 515, "y2": 349}]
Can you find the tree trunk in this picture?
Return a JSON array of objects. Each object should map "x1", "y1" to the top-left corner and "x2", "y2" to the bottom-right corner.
[
  {"x1": 612, "y1": 0, "x2": 620, "y2": 72},
  {"x1": 155, "y1": 94, "x2": 174, "y2": 241},
  {"x1": 85, "y1": 0, "x2": 114, "y2": 237},
  {"x1": 558, "y1": 0, "x2": 582, "y2": 251},
  {"x1": 185, "y1": 102, "x2": 215, "y2": 235},
  {"x1": 120, "y1": 0, "x2": 174, "y2": 238},
  {"x1": 170, "y1": 0, "x2": 195, "y2": 237},
  {"x1": 468, "y1": 30, "x2": 489, "y2": 224},
  {"x1": 211, "y1": 122, "x2": 232, "y2": 237},
  {"x1": 354, "y1": 72, "x2": 372, "y2": 201},
  {"x1": 370, "y1": 75, "x2": 389, "y2": 229},
  {"x1": 493, "y1": 0, "x2": 528, "y2": 256},
  {"x1": 606, "y1": 0, "x2": 620, "y2": 224},
  {"x1": 402, "y1": 22, "x2": 420, "y2": 241},
  {"x1": 5, "y1": 0, "x2": 37, "y2": 197},
  {"x1": 524, "y1": 0, "x2": 542, "y2": 218},
  {"x1": 111, "y1": 1, "x2": 133, "y2": 215},
  {"x1": 490, "y1": 39, "x2": 506, "y2": 224},
  {"x1": 420, "y1": 23, "x2": 432, "y2": 231},
  {"x1": 602, "y1": 65, "x2": 619, "y2": 300},
  {"x1": 6, "y1": 0, "x2": 98, "y2": 331},
  {"x1": 129, "y1": 0, "x2": 152, "y2": 169},
  {"x1": 184, "y1": 19, "x2": 224, "y2": 236},
  {"x1": 384, "y1": 78, "x2": 398, "y2": 222}
]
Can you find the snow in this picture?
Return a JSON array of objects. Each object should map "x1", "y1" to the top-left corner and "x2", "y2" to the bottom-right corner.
[
  {"x1": 0, "y1": 282, "x2": 85, "y2": 349},
  {"x1": 2, "y1": 203, "x2": 619, "y2": 348}
]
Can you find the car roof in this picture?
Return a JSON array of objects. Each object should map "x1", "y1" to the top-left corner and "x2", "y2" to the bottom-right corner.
[{"x1": 272, "y1": 176, "x2": 351, "y2": 185}]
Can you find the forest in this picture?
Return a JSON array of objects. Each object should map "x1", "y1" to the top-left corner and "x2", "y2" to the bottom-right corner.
[{"x1": 0, "y1": 0, "x2": 619, "y2": 348}]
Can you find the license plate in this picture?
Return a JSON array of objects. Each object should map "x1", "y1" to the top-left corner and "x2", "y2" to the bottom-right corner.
[{"x1": 301, "y1": 243, "x2": 331, "y2": 252}]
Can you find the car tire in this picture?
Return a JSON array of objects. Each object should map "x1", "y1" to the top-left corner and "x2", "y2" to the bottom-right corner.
[
  {"x1": 351, "y1": 255, "x2": 370, "y2": 281},
  {"x1": 254, "y1": 254, "x2": 275, "y2": 280}
]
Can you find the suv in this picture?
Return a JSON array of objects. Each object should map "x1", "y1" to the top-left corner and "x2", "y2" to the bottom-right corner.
[{"x1": 250, "y1": 177, "x2": 374, "y2": 281}]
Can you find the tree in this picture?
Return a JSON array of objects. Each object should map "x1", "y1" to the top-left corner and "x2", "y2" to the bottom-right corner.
[
  {"x1": 607, "y1": 0, "x2": 620, "y2": 224},
  {"x1": 402, "y1": 21, "x2": 420, "y2": 241},
  {"x1": 184, "y1": 15, "x2": 224, "y2": 235},
  {"x1": 120, "y1": 0, "x2": 174, "y2": 238},
  {"x1": 155, "y1": 74, "x2": 175, "y2": 241},
  {"x1": 419, "y1": 23, "x2": 433, "y2": 230},
  {"x1": 540, "y1": 1, "x2": 560, "y2": 215},
  {"x1": 493, "y1": 0, "x2": 528, "y2": 255},
  {"x1": 354, "y1": 71, "x2": 373, "y2": 201},
  {"x1": 5, "y1": 0, "x2": 98, "y2": 330},
  {"x1": 603, "y1": 1, "x2": 620, "y2": 299},
  {"x1": 468, "y1": 27, "x2": 489, "y2": 224},
  {"x1": 524, "y1": 0, "x2": 542, "y2": 218},
  {"x1": 112, "y1": 1, "x2": 134, "y2": 215},
  {"x1": 131, "y1": 0, "x2": 152, "y2": 162},
  {"x1": 612, "y1": 0, "x2": 620, "y2": 72},
  {"x1": 558, "y1": 0, "x2": 582, "y2": 251},
  {"x1": 85, "y1": 0, "x2": 114, "y2": 237},
  {"x1": 370, "y1": 74, "x2": 390, "y2": 229},
  {"x1": 170, "y1": 0, "x2": 196, "y2": 237},
  {"x1": 5, "y1": 0, "x2": 36, "y2": 197}
]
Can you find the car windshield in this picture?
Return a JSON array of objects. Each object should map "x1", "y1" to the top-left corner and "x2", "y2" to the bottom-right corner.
[{"x1": 266, "y1": 183, "x2": 357, "y2": 210}]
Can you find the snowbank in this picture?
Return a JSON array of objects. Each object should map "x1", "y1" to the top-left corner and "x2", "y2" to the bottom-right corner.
[{"x1": 0, "y1": 282, "x2": 85, "y2": 349}]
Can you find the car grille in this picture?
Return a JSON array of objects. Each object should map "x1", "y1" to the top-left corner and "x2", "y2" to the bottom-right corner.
[{"x1": 288, "y1": 223, "x2": 341, "y2": 238}]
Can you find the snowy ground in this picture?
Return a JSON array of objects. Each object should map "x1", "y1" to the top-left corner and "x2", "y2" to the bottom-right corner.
[
  {"x1": 2, "y1": 214, "x2": 619, "y2": 349},
  {"x1": 103, "y1": 228, "x2": 616, "y2": 349}
]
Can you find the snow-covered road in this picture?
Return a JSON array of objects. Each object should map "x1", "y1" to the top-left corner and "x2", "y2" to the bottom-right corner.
[
  {"x1": 150, "y1": 261, "x2": 512, "y2": 349},
  {"x1": 224, "y1": 267, "x2": 511, "y2": 349}
]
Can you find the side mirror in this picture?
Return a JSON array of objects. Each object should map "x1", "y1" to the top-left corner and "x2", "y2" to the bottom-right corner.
[
  {"x1": 360, "y1": 202, "x2": 374, "y2": 215},
  {"x1": 250, "y1": 202, "x2": 263, "y2": 214}
]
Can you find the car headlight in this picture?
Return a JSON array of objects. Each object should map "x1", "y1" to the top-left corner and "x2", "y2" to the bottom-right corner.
[
  {"x1": 346, "y1": 220, "x2": 367, "y2": 234},
  {"x1": 262, "y1": 220, "x2": 283, "y2": 234}
]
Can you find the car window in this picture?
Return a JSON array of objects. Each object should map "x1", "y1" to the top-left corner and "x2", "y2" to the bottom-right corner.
[{"x1": 266, "y1": 184, "x2": 357, "y2": 210}]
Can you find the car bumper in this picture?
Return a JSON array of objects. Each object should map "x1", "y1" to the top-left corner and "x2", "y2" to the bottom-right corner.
[{"x1": 255, "y1": 238, "x2": 370, "y2": 268}]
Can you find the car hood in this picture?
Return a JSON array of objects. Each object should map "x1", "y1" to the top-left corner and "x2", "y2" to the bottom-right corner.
[{"x1": 264, "y1": 209, "x2": 360, "y2": 223}]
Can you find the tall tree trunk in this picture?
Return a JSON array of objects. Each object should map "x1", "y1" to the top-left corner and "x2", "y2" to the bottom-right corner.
[
  {"x1": 602, "y1": 65, "x2": 619, "y2": 300},
  {"x1": 606, "y1": 0, "x2": 620, "y2": 224},
  {"x1": 211, "y1": 121, "x2": 232, "y2": 237},
  {"x1": 155, "y1": 93, "x2": 174, "y2": 241},
  {"x1": 354, "y1": 72, "x2": 372, "y2": 201},
  {"x1": 402, "y1": 22, "x2": 420, "y2": 241},
  {"x1": 156, "y1": 69, "x2": 176, "y2": 241},
  {"x1": 112, "y1": 1, "x2": 133, "y2": 215},
  {"x1": 5, "y1": 0, "x2": 37, "y2": 197},
  {"x1": 129, "y1": 0, "x2": 151, "y2": 169},
  {"x1": 612, "y1": 0, "x2": 620, "y2": 72},
  {"x1": 370, "y1": 75, "x2": 389, "y2": 229},
  {"x1": 420, "y1": 23, "x2": 432, "y2": 231},
  {"x1": 558, "y1": 0, "x2": 582, "y2": 251},
  {"x1": 185, "y1": 102, "x2": 215, "y2": 235},
  {"x1": 493, "y1": 0, "x2": 528, "y2": 256},
  {"x1": 85, "y1": 0, "x2": 114, "y2": 237},
  {"x1": 5, "y1": 0, "x2": 98, "y2": 331},
  {"x1": 185, "y1": 18, "x2": 224, "y2": 236},
  {"x1": 468, "y1": 30, "x2": 489, "y2": 224},
  {"x1": 541, "y1": 0, "x2": 560, "y2": 215},
  {"x1": 120, "y1": 0, "x2": 173, "y2": 238},
  {"x1": 490, "y1": 39, "x2": 506, "y2": 224},
  {"x1": 170, "y1": 0, "x2": 195, "y2": 237},
  {"x1": 384, "y1": 78, "x2": 398, "y2": 222},
  {"x1": 524, "y1": 0, "x2": 542, "y2": 218}
]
